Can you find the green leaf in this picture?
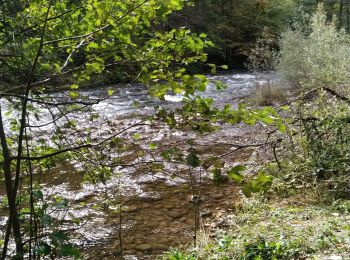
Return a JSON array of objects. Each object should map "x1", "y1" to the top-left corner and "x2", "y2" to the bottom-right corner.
[
  {"x1": 41, "y1": 214, "x2": 51, "y2": 227},
  {"x1": 54, "y1": 198, "x2": 69, "y2": 209},
  {"x1": 252, "y1": 173, "x2": 273, "y2": 191},
  {"x1": 35, "y1": 242, "x2": 51, "y2": 256},
  {"x1": 194, "y1": 74, "x2": 207, "y2": 82},
  {"x1": 212, "y1": 168, "x2": 225, "y2": 184},
  {"x1": 107, "y1": 89, "x2": 114, "y2": 96},
  {"x1": 160, "y1": 150, "x2": 171, "y2": 160},
  {"x1": 228, "y1": 165, "x2": 246, "y2": 174},
  {"x1": 149, "y1": 143, "x2": 157, "y2": 150},
  {"x1": 50, "y1": 231, "x2": 69, "y2": 247},
  {"x1": 32, "y1": 190, "x2": 43, "y2": 200},
  {"x1": 42, "y1": 63, "x2": 51, "y2": 70},
  {"x1": 242, "y1": 183, "x2": 253, "y2": 197},
  {"x1": 132, "y1": 101, "x2": 140, "y2": 108},
  {"x1": 278, "y1": 123, "x2": 286, "y2": 133},
  {"x1": 227, "y1": 165, "x2": 246, "y2": 184},
  {"x1": 54, "y1": 63, "x2": 61, "y2": 72},
  {"x1": 186, "y1": 152, "x2": 200, "y2": 168},
  {"x1": 69, "y1": 91, "x2": 79, "y2": 99},
  {"x1": 242, "y1": 173, "x2": 273, "y2": 197},
  {"x1": 221, "y1": 65, "x2": 229, "y2": 70},
  {"x1": 209, "y1": 63, "x2": 216, "y2": 74},
  {"x1": 60, "y1": 244, "x2": 80, "y2": 259},
  {"x1": 132, "y1": 133, "x2": 141, "y2": 140},
  {"x1": 89, "y1": 113, "x2": 99, "y2": 121},
  {"x1": 214, "y1": 80, "x2": 227, "y2": 91}
]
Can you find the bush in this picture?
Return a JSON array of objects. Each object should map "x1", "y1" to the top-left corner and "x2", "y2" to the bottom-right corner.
[
  {"x1": 240, "y1": 238, "x2": 289, "y2": 260},
  {"x1": 276, "y1": 4, "x2": 350, "y2": 89},
  {"x1": 264, "y1": 4, "x2": 350, "y2": 197},
  {"x1": 251, "y1": 82, "x2": 287, "y2": 106},
  {"x1": 270, "y1": 90, "x2": 350, "y2": 198},
  {"x1": 246, "y1": 27, "x2": 278, "y2": 72}
]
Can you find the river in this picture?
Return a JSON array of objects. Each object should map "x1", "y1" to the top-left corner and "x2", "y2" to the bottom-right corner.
[{"x1": 0, "y1": 72, "x2": 274, "y2": 259}]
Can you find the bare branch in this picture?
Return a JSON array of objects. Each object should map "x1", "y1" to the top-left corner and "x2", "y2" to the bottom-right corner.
[{"x1": 11, "y1": 123, "x2": 152, "y2": 161}]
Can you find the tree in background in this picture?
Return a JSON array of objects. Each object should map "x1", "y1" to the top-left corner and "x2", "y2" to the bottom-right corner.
[
  {"x1": 169, "y1": 0, "x2": 350, "y2": 70},
  {"x1": 272, "y1": 4, "x2": 350, "y2": 201},
  {"x1": 169, "y1": 0, "x2": 297, "y2": 68},
  {"x1": 277, "y1": 4, "x2": 350, "y2": 88}
]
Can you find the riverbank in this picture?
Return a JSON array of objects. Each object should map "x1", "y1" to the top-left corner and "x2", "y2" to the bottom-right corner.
[
  {"x1": 0, "y1": 72, "x2": 282, "y2": 259},
  {"x1": 163, "y1": 193, "x2": 350, "y2": 260},
  {"x1": 0, "y1": 114, "x2": 277, "y2": 259}
]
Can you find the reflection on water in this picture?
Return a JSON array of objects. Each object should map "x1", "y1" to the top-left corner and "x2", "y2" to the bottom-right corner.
[
  {"x1": 89, "y1": 72, "x2": 274, "y2": 117},
  {"x1": 0, "y1": 72, "x2": 274, "y2": 259}
]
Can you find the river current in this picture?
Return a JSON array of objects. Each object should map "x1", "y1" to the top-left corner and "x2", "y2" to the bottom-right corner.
[{"x1": 0, "y1": 72, "x2": 274, "y2": 259}]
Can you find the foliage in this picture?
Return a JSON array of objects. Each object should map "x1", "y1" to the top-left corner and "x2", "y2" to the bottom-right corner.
[
  {"x1": 0, "y1": 0, "x2": 288, "y2": 258},
  {"x1": 163, "y1": 196, "x2": 350, "y2": 259},
  {"x1": 296, "y1": 0, "x2": 350, "y2": 29},
  {"x1": 269, "y1": 89, "x2": 350, "y2": 198},
  {"x1": 173, "y1": 0, "x2": 297, "y2": 68},
  {"x1": 259, "y1": 4, "x2": 350, "y2": 200},
  {"x1": 227, "y1": 166, "x2": 273, "y2": 197},
  {"x1": 246, "y1": 28, "x2": 278, "y2": 72},
  {"x1": 276, "y1": 4, "x2": 350, "y2": 88},
  {"x1": 0, "y1": 0, "x2": 216, "y2": 258},
  {"x1": 1, "y1": 0, "x2": 212, "y2": 90},
  {"x1": 240, "y1": 238, "x2": 288, "y2": 260},
  {"x1": 163, "y1": 249, "x2": 196, "y2": 260},
  {"x1": 160, "y1": 3, "x2": 350, "y2": 260},
  {"x1": 249, "y1": 82, "x2": 287, "y2": 106}
]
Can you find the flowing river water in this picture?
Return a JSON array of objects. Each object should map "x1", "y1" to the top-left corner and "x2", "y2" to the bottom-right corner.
[{"x1": 0, "y1": 72, "x2": 275, "y2": 259}]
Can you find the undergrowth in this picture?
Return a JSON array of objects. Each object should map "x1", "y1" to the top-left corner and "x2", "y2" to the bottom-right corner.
[
  {"x1": 163, "y1": 5, "x2": 350, "y2": 259},
  {"x1": 162, "y1": 196, "x2": 350, "y2": 259}
]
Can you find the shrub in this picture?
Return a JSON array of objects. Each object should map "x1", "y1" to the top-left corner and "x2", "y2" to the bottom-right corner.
[
  {"x1": 240, "y1": 238, "x2": 289, "y2": 260},
  {"x1": 276, "y1": 4, "x2": 350, "y2": 89},
  {"x1": 264, "y1": 4, "x2": 350, "y2": 197},
  {"x1": 270, "y1": 90, "x2": 350, "y2": 198},
  {"x1": 251, "y1": 81, "x2": 287, "y2": 106},
  {"x1": 246, "y1": 27, "x2": 278, "y2": 72}
]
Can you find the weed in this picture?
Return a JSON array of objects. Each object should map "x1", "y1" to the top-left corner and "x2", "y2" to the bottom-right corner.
[{"x1": 250, "y1": 82, "x2": 287, "y2": 106}]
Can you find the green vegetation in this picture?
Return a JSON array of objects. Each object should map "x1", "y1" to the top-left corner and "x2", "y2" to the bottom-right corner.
[
  {"x1": 0, "y1": 0, "x2": 282, "y2": 259},
  {"x1": 0, "y1": 0, "x2": 217, "y2": 258},
  {"x1": 249, "y1": 82, "x2": 287, "y2": 106},
  {"x1": 174, "y1": 0, "x2": 297, "y2": 68},
  {"x1": 163, "y1": 2, "x2": 350, "y2": 260},
  {"x1": 1, "y1": 0, "x2": 350, "y2": 259},
  {"x1": 273, "y1": 5, "x2": 350, "y2": 197},
  {"x1": 164, "y1": 196, "x2": 350, "y2": 259},
  {"x1": 277, "y1": 4, "x2": 350, "y2": 88}
]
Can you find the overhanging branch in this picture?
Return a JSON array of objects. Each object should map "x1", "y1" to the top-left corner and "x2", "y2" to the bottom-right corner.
[{"x1": 11, "y1": 122, "x2": 152, "y2": 161}]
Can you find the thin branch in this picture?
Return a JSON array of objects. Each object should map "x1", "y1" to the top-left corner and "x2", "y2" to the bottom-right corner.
[
  {"x1": 14, "y1": 0, "x2": 54, "y2": 196},
  {"x1": 43, "y1": 0, "x2": 149, "y2": 46},
  {"x1": 11, "y1": 123, "x2": 151, "y2": 161},
  {"x1": 1, "y1": 6, "x2": 84, "y2": 43},
  {"x1": 0, "y1": 92, "x2": 109, "y2": 106}
]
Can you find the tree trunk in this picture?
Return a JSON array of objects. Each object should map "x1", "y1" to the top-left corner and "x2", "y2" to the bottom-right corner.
[
  {"x1": 347, "y1": 0, "x2": 350, "y2": 32},
  {"x1": 0, "y1": 106, "x2": 23, "y2": 259},
  {"x1": 340, "y1": 0, "x2": 344, "y2": 27}
]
